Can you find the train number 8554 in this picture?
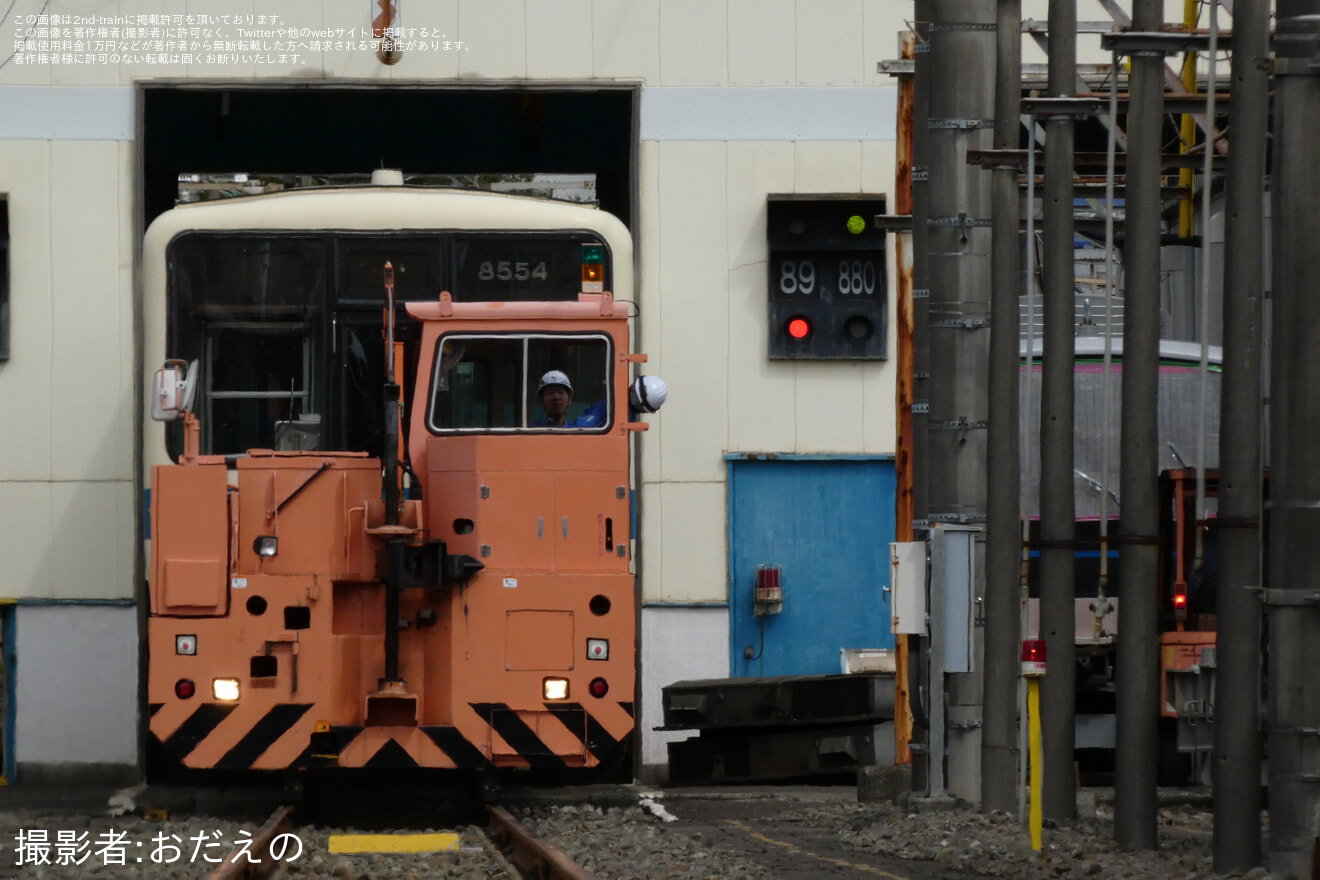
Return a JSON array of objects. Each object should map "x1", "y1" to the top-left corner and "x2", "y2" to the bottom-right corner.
[{"x1": 478, "y1": 260, "x2": 550, "y2": 282}]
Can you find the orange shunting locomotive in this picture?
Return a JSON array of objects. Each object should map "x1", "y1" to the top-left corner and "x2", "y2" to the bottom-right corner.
[{"x1": 143, "y1": 189, "x2": 663, "y2": 775}]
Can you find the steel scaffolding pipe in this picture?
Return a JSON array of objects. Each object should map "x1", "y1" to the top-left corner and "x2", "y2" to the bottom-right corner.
[
  {"x1": 924, "y1": 0, "x2": 995, "y2": 803},
  {"x1": 1114, "y1": 0, "x2": 1165, "y2": 851},
  {"x1": 1039, "y1": 0, "x2": 1078, "y2": 824},
  {"x1": 1212, "y1": 0, "x2": 1268, "y2": 870},
  {"x1": 982, "y1": 0, "x2": 1024, "y2": 815},
  {"x1": 1267, "y1": 4, "x2": 1320, "y2": 877}
]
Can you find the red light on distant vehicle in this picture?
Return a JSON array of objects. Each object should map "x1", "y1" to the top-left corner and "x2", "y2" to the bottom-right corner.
[
  {"x1": 589, "y1": 677, "x2": 609, "y2": 698},
  {"x1": 1174, "y1": 588, "x2": 1188, "y2": 620},
  {"x1": 175, "y1": 679, "x2": 195, "y2": 700},
  {"x1": 787, "y1": 317, "x2": 811, "y2": 339}
]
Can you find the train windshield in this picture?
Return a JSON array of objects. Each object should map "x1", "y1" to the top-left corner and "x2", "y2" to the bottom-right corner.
[
  {"x1": 428, "y1": 334, "x2": 612, "y2": 433},
  {"x1": 163, "y1": 230, "x2": 614, "y2": 459}
]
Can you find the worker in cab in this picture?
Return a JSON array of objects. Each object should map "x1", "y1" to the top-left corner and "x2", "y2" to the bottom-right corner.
[
  {"x1": 531, "y1": 370, "x2": 668, "y2": 429},
  {"x1": 532, "y1": 370, "x2": 604, "y2": 428}
]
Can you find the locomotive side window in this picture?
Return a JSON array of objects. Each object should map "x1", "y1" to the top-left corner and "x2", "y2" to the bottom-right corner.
[
  {"x1": 526, "y1": 337, "x2": 611, "y2": 430},
  {"x1": 428, "y1": 334, "x2": 612, "y2": 433},
  {"x1": 429, "y1": 338, "x2": 524, "y2": 430}
]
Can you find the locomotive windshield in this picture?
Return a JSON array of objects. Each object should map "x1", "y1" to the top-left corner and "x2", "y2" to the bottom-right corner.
[{"x1": 428, "y1": 333, "x2": 612, "y2": 433}]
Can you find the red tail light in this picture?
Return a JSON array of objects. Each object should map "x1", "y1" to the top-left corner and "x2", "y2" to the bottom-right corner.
[
  {"x1": 175, "y1": 679, "x2": 195, "y2": 699},
  {"x1": 588, "y1": 678, "x2": 609, "y2": 698}
]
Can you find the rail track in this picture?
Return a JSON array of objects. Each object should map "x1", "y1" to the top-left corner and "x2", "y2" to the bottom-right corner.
[
  {"x1": 485, "y1": 804, "x2": 599, "y2": 880},
  {"x1": 202, "y1": 805, "x2": 296, "y2": 880},
  {"x1": 198, "y1": 802, "x2": 598, "y2": 880}
]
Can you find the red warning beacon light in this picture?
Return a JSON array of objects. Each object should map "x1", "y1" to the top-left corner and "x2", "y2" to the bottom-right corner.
[
  {"x1": 787, "y1": 316, "x2": 811, "y2": 340},
  {"x1": 1021, "y1": 639, "x2": 1047, "y2": 677}
]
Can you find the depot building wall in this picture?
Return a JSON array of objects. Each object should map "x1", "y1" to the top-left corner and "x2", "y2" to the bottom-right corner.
[{"x1": 0, "y1": 0, "x2": 1181, "y2": 783}]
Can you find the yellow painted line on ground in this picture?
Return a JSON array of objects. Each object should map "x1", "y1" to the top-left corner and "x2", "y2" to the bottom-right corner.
[
  {"x1": 724, "y1": 820, "x2": 909, "y2": 880},
  {"x1": 328, "y1": 833, "x2": 460, "y2": 854}
]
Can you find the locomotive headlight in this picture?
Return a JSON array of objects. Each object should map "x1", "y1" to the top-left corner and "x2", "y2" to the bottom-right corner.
[
  {"x1": 213, "y1": 678, "x2": 241, "y2": 701},
  {"x1": 254, "y1": 536, "x2": 279, "y2": 557},
  {"x1": 543, "y1": 678, "x2": 569, "y2": 701}
]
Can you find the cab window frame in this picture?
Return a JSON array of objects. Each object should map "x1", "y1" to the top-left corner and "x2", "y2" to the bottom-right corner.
[{"x1": 426, "y1": 331, "x2": 614, "y2": 435}]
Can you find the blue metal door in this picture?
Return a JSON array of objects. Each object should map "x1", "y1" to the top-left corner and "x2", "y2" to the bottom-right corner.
[{"x1": 728, "y1": 457, "x2": 896, "y2": 677}]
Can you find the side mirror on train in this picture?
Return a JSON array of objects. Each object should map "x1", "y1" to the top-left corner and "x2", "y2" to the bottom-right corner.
[{"x1": 151, "y1": 359, "x2": 199, "y2": 422}]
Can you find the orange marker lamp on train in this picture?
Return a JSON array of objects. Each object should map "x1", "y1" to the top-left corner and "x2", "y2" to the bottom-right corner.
[{"x1": 581, "y1": 243, "x2": 605, "y2": 293}]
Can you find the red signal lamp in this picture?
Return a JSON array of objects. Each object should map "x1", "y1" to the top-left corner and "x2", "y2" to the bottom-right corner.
[
  {"x1": 588, "y1": 677, "x2": 609, "y2": 698},
  {"x1": 1173, "y1": 586, "x2": 1188, "y2": 621},
  {"x1": 175, "y1": 679, "x2": 196, "y2": 699},
  {"x1": 1021, "y1": 639, "x2": 1046, "y2": 677},
  {"x1": 787, "y1": 317, "x2": 811, "y2": 340}
]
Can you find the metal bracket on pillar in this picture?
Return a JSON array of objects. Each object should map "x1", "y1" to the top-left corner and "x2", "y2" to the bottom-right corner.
[
  {"x1": 927, "y1": 512, "x2": 988, "y2": 525},
  {"x1": 929, "y1": 118, "x2": 994, "y2": 130},
  {"x1": 1274, "y1": 56, "x2": 1320, "y2": 76},
  {"x1": 1020, "y1": 96, "x2": 1111, "y2": 119},
  {"x1": 929, "y1": 213, "x2": 992, "y2": 244},
  {"x1": 873, "y1": 214, "x2": 915, "y2": 231},
  {"x1": 912, "y1": 401, "x2": 930, "y2": 414},
  {"x1": 928, "y1": 22, "x2": 997, "y2": 33},
  {"x1": 930, "y1": 319, "x2": 992, "y2": 330},
  {"x1": 929, "y1": 418, "x2": 987, "y2": 445},
  {"x1": 948, "y1": 718, "x2": 984, "y2": 730},
  {"x1": 1100, "y1": 31, "x2": 1226, "y2": 55},
  {"x1": 1253, "y1": 587, "x2": 1320, "y2": 608}
]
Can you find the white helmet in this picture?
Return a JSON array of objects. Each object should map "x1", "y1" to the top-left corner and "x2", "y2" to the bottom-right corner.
[
  {"x1": 630, "y1": 375, "x2": 668, "y2": 413},
  {"x1": 538, "y1": 370, "x2": 573, "y2": 395}
]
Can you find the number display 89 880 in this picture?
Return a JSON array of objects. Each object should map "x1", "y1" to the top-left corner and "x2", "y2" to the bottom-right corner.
[{"x1": 778, "y1": 258, "x2": 877, "y2": 296}]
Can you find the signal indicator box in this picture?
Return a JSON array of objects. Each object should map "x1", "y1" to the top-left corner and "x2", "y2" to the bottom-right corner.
[{"x1": 766, "y1": 195, "x2": 889, "y2": 360}]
